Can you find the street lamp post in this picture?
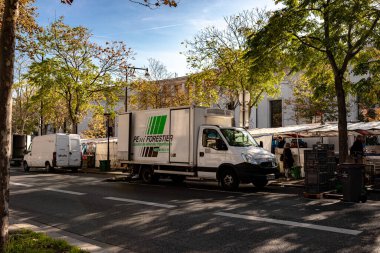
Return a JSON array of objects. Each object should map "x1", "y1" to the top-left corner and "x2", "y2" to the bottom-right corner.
[{"x1": 125, "y1": 66, "x2": 149, "y2": 112}]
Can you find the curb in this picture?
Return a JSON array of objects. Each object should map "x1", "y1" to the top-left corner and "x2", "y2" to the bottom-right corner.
[{"x1": 9, "y1": 215, "x2": 128, "y2": 253}]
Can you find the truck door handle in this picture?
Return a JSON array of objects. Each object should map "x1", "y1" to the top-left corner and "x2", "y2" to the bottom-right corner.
[{"x1": 200, "y1": 152, "x2": 204, "y2": 157}]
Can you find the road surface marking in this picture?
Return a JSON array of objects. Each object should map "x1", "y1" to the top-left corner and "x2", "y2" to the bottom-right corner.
[
  {"x1": 10, "y1": 182, "x2": 33, "y2": 187},
  {"x1": 214, "y1": 212, "x2": 362, "y2": 236},
  {"x1": 104, "y1": 197, "x2": 176, "y2": 208},
  {"x1": 188, "y1": 188, "x2": 245, "y2": 194},
  {"x1": 43, "y1": 188, "x2": 87, "y2": 196}
]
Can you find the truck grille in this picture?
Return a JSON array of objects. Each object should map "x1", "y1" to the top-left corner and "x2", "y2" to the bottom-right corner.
[{"x1": 261, "y1": 161, "x2": 276, "y2": 168}]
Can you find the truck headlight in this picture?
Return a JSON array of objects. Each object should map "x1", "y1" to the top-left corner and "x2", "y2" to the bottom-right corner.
[{"x1": 241, "y1": 153, "x2": 259, "y2": 164}]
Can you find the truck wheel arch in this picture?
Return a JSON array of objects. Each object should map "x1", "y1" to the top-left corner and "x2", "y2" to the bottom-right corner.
[{"x1": 216, "y1": 164, "x2": 237, "y2": 180}]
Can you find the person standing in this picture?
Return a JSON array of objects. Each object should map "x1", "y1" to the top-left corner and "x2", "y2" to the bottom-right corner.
[
  {"x1": 350, "y1": 135, "x2": 365, "y2": 163},
  {"x1": 277, "y1": 136, "x2": 286, "y2": 148},
  {"x1": 283, "y1": 143, "x2": 294, "y2": 180}
]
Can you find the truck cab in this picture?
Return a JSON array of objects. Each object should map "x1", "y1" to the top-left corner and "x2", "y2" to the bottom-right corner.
[{"x1": 197, "y1": 125, "x2": 279, "y2": 190}]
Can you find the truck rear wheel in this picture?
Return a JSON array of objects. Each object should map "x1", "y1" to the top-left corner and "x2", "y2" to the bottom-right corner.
[
  {"x1": 140, "y1": 167, "x2": 159, "y2": 184},
  {"x1": 23, "y1": 161, "x2": 30, "y2": 172},
  {"x1": 220, "y1": 169, "x2": 239, "y2": 191},
  {"x1": 45, "y1": 162, "x2": 54, "y2": 173}
]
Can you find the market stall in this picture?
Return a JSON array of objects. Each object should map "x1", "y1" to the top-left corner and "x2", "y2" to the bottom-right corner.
[
  {"x1": 249, "y1": 121, "x2": 380, "y2": 178},
  {"x1": 81, "y1": 137, "x2": 119, "y2": 169}
]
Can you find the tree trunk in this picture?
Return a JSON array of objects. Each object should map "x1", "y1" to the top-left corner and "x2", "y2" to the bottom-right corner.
[
  {"x1": 0, "y1": 0, "x2": 19, "y2": 251},
  {"x1": 334, "y1": 74, "x2": 349, "y2": 163}
]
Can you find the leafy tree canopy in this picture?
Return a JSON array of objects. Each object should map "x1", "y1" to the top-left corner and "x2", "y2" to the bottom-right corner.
[
  {"x1": 246, "y1": 0, "x2": 380, "y2": 161},
  {"x1": 183, "y1": 9, "x2": 280, "y2": 110}
]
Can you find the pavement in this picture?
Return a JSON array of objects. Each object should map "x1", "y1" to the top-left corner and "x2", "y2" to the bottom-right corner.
[{"x1": 9, "y1": 167, "x2": 380, "y2": 252}]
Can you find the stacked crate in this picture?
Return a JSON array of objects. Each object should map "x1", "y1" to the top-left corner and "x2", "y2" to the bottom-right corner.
[{"x1": 304, "y1": 144, "x2": 336, "y2": 194}]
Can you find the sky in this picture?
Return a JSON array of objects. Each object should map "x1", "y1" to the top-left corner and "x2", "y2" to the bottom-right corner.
[{"x1": 34, "y1": 0, "x2": 278, "y2": 77}]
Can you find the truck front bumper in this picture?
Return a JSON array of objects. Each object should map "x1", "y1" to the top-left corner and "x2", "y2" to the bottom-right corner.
[{"x1": 234, "y1": 162, "x2": 280, "y2": 183}]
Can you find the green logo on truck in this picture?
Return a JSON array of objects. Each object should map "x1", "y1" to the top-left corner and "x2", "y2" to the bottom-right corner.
[
  {"x1": 133, "y1": 115, "x2": 173, "y2": 157},
  {"x1": 146, "y1": 115, "x2": 167, "y2": 134}
]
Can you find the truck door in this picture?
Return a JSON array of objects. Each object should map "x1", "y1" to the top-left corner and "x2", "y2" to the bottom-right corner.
[
  {"x1": 69, "y1": 136, "x2": 81, "y2": 167},
  {"x1": 56, "y1": 135, "x2": 69, "y2": 167},
  {"x1": 169, "y1": 108, "x2": 190, "y2": 163},
  {"x1": 197, "y1": 127, "x2": 228, "y2": 179}
]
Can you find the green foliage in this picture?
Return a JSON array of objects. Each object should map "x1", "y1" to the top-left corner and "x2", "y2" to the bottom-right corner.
[
  {"x1": 129, "y1": 58, "x2": 189, "y2": 109},
  {"x1": 24, "y1": 18, "x2": 131, "y2": 133},
  {"x1": 246, "y1": 0, "x2": 380, "y2": 160},
  {"x1": 285, "y1": 72, "x2": 339, "y2": 123},
  {"x1": 183, "y1": 9, "x2": 279, "y2": 109},
  {"x1": 5, "y1": 229, "x2": 88, "y2": 253},
  {"x1": 352, "y1": 45, "x2": 380, "y2": 120}
]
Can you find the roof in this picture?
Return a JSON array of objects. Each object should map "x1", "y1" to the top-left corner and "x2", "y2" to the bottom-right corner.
[{"x1": 248, "y1": 121, "x2": 380, "y2": 137}]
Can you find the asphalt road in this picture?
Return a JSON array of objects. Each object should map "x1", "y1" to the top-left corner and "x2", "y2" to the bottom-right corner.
[{"x1": 9, "y1": 167, "x2": 380, "y2": 253}]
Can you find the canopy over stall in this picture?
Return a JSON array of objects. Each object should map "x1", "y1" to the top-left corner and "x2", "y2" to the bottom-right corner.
[{"x1": 249, "y1": 121, "x2": 380, "y2": 138}]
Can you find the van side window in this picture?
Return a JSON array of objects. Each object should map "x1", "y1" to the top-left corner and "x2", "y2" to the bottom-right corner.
[{"x1": 202, "y1": 129, "x2": 226, "y2": 150}]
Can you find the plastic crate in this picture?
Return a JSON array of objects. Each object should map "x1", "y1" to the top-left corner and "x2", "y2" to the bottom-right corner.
[{"x1": 305, "y1": 170, "x2": 332, "y2": 185}]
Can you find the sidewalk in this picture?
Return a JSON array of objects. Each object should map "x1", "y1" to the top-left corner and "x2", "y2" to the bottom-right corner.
[{"x1": 9, "y1": 214, "x2": 128, "y2": 253}]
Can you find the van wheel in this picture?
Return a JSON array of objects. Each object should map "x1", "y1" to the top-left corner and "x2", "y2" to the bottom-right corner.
[
  {"x1": 45, "y1": 162, "x2": 54, "y2": 173},
  {"x1": 23, "y1": 162, "x2": 30, "y2": 172},
  {"x1": 140, "y1": 167, "x2": 159, "y2": 184},
  {"x1": 252, "y1": 179, "x2": 268, "y2": 189},
  {"x1": 220, "y1": 169, "x2": 239, "y2": 191}
]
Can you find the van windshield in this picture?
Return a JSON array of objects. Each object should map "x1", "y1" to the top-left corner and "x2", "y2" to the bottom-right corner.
[{"x1": 220, "y1": 128, "x2": 258, "y2": 147}]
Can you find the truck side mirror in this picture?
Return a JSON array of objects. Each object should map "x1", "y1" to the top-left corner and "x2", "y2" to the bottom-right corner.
[{"x1": 216, "y1": 139, "x2": 228, "y2": 151}]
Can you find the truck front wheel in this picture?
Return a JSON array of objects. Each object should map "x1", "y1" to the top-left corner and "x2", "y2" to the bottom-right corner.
[
  {"x1": 220, "y1": 169, "x2": 239, "y2": 191},
  {"x1": 252, "y1": 179, "x2": 268, "y2": 189}
]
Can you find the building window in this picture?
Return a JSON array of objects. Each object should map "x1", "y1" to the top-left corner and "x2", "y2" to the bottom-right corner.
[{"x1": 270, "y1": 100, "x2": 282, "y2": 127}]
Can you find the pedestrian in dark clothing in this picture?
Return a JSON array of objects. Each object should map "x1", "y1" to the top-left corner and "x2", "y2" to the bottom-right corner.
[
  {"x1": 350, "y1": 135, "x2": 364, "y2": 163},
  {"x1": 278, "y1": 136, "x2": 286, "y2": 148},
  {"x1": 283, "y1": 143, "x2": 294, "y2": 180}
]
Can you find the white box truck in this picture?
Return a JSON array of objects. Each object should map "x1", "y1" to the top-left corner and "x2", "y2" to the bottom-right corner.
[
  {"x1": 23, "y1": 134, "x2": 82, "y2": 172},
  {"x1": 11, "y1": 134, "x2": 32, "y2": 166},
  {"x1": 118, "y1": 106, "x2": 279, "y2": 190}
]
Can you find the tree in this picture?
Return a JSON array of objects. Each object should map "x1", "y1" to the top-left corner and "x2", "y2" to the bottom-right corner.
[
  {"x1": 183, "y1": 9, "x2": 281, "y2": 118},
  {"x1": 246, "y1": 0, "x2": 380, "y2": 162},
  {"x1": 284, "y1": 65, "x2": 339, "y2": 124},
  {"x1": 0, "y1": 1, "x2": 178, "y2": 251},
  {"x1": 129, "y1": 58, "x2": 188, "y2": 109},
  {"x1": 352, "y1": 43, "x2": 380, "y2": 121},
  {"x1": 12, "y1": 55, "x2": 40, "y2": 134},
  {"x1": 26, "y1": 18, "x2": 131, "y2": 133}
]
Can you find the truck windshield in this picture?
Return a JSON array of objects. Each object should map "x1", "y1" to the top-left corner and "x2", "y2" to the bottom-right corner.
[{"x1": 220, "y1": 128, "x2": 259, "y2": 147}]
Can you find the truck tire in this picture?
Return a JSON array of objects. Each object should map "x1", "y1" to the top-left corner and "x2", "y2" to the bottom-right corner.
[
  {"x1": 140, "y1": 167, "x2": 159, "y2": 184},
  {"x1": 45, "y1": 162, "x2": 54, "y2": 173},
  {"x1": 252, "y1": 179, "x2": 268, "y2": 189},
  {"x1": 220, "y1": 169, "x2": 239, "y2": 191},
  {"x1": 23, "y1": 161, "x2": 30, "y2": 172},
  {"x1": 71, "y1": 167, "x2": 79, "y2": 173}
]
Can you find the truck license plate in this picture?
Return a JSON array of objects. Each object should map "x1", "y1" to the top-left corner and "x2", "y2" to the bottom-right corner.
[{"x1": 266, "y1": 174, "x2": 275, "y2": 180}]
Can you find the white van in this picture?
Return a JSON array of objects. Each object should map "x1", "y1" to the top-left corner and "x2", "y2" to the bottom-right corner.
[{"x1": 23, "y1": 134, "x2": 82, "y2": 172}]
